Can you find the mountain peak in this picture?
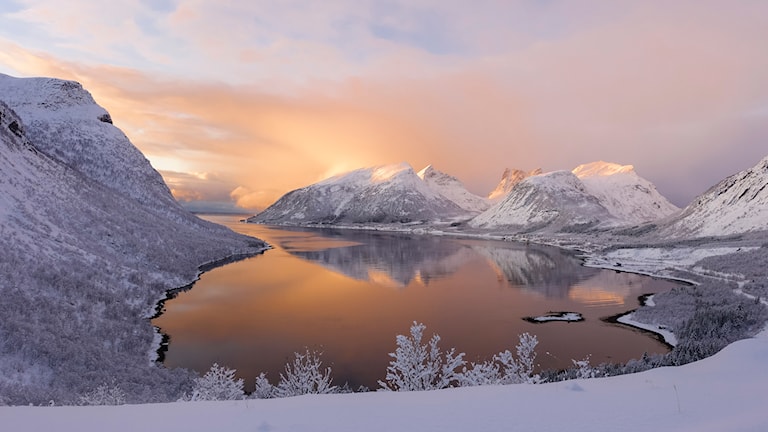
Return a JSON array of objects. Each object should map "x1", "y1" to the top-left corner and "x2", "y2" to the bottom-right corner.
[
  {"x1": 572, "y1": 161, "x2": 635, "y2": 178},
  {"x1": 417, "y1": 164, "x2": 490, "y2": 213},
  {"x1": 487, "y1": 167, "x2": 542, "y2": 201},
  {"x1": 416, "y1": 164, "x2": 434, "y2": 179},
  {"x1": 252, "y1": 162, "x2": 467, "y2": 224}
]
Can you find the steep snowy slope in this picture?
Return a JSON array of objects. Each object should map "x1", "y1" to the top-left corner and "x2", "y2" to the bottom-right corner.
[
  {"x1": 487, "y1": 168, "x2": 542, "y2": 201},
  {"x1": 470, "y1": 170, "x2": 615, "y2": 232},
  {"x1": 0, "y1": 74, "x2": 175, "y2": 211},
  {"x1": 249, "y1": 163, "x2": 467, "y2": 225},
  {"x1": 417, "y1": 165, "x2": 490, "y2": 213},
  {"x1": 0, "y1": 77, "x2": 266, "y2": 405},
  {"x1": 573, "y1": 161, "x2": 679, "y2": 224},
  {"x1": 659, "y1": 155, "x2": 768, "y2": 237}
]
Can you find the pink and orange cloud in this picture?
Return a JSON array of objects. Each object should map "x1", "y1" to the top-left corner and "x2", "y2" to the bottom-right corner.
[{"x1": 1, "y1": 1, "x2": 767, "y2": 210}]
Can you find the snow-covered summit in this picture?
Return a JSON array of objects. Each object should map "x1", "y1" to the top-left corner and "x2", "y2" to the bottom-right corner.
[
  {"x1": 470, "y1": 170, "x2": 614, "y2": 232},
  {"x1": 0, "y1": 73, "x2": 175, "y2": 211},
  {"x1": 660, "y1": 155, "x2": 768, "y2": 237},
  {"x1": 417, "y1": 165, "x2": 490, "y2": 213},
  {"x1": 471, "y1": 161, "x2": 677, "y2": 232},
  {"x1": 250, "y1": 162, "x2": 468, "y2": 225},
  {"x1": 487, "y1": 168, "x2": 543, "y2": 201},
  {"x1": 573, "y1": 161, "x2": 679, "y2": 225},
  {"x1": 572, "y1": 161, "x2": 635, "y2": 177}
]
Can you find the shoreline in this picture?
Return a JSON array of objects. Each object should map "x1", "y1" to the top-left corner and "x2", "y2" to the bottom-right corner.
[{"x1": 148, "y1": 247, "x2": 270, "y2": 363}]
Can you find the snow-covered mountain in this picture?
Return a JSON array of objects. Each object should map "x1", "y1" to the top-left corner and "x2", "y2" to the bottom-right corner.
[
  {"x1": 249, "y1": 162, "x2": 468, "y2": 225},
  {"x1": 487, "y1": 168, "x2": 543, "y2": 201},
  {"x1": 573, "y1": 161, "x2": 679, "y2": 225},
  {"x1": 472, "y1": 162, "x2": 679, "y2": 232},
  {"x1": 417, "y1": 165, "x2": 490, "y2": 213},
  {"x1": 659, "y1": 155, "x2": 768, "y2": 237},
  {"x1": 0, "y1": 75, "x2": 176, "y2": 211},
  {"x1": 470, "y1": 170, "x2": 614, "y2": 232},
  {"x1": 0, "y1": 75, "x2": 265, "y2": 405}
]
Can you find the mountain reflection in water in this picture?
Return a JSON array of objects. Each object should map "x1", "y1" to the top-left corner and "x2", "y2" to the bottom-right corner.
[
  {"x1": 154, "y1": 217, "x2": 680, "y2": 391},
  {"x1": 284, "y1": 229, "x2": 598, "y2": 298}
]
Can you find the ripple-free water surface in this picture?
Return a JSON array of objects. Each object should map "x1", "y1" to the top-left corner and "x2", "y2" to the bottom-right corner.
[{"x1": 152, "y1": 215, "x2": 678, "y2": 390}]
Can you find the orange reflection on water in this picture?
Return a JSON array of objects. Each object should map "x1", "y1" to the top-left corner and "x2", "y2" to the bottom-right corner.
[{"x1": 153, "y1": 216, "x2": 680, "y2": 391}]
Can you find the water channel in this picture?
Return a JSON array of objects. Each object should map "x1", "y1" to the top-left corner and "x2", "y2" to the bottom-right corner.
[{"x1": 152, "y1": 215, "x2": 677, "y2": 390}]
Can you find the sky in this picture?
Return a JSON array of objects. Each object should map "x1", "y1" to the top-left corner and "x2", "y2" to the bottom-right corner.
[{"x1": 1, "y1": 1, "x2": 767, "y2": 211}]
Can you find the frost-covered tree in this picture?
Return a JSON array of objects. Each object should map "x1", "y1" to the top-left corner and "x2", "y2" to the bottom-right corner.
[
  {"x1": 379, "y1": 322, "x2": 466, "y2": 391},
  {"x1": 190, "y1": 363, "x2": 244, "y2": 401},
  {"x1": 252, "y1": 373, "x2": 275, "y2": 399},
  {"x1": 77, "y1": 383, "x2": 126, "y2": 406},
  {"x1": 273, "y1": 350, "x2": 337, "y2": 397},
  {"x1": 459, "y1": 332, "x2": 541, "y2": 386}
]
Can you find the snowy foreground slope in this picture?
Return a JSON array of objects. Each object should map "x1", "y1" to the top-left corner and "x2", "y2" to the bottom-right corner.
[
  {"x1": 0, "y1": 74, "x2": 266, "y2": 404},
  {"x1": 3, "y1": 330, "x2": 767, "y2": 432},
  {"x1": 249, "y1": 162, "x2": 468, "y2": 224}
]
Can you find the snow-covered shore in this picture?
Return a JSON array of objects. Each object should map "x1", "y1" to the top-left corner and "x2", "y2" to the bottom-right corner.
[{"x1": 3, "y1": 329, "x2": 767, "y2": 432}]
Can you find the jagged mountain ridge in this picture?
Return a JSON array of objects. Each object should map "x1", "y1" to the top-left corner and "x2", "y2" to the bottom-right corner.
[
  {"x1": 487, "y1": 168, "x2": 543, "y2": 201},
  {"x1": 249, "y1": 162, "x2": 468, "y2": 224},
  {"x1": 471, "y1": 162, "x2": 681, "y2": 232},
  {"x1": 0, "y1": 75, "x2": 265, "y2": 405},
  {"x1": 658, "y1": 155, "x2": 768, "y2": 237},
  {"x1": 417, "y1": 165, "x2": 490, "y2": 213},
  {"x1": 470, "y1": 170, "x2": 615, "y2": 232}
]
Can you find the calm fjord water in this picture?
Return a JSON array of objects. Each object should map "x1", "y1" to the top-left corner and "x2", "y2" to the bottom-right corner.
[{"x1": 153, "y1": 215, "x2": 677, "y2": 390}]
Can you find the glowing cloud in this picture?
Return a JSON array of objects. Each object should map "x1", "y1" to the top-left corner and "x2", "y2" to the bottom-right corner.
[{"x1": 1, "y1": 1, "x2": 767, "y2": 210}]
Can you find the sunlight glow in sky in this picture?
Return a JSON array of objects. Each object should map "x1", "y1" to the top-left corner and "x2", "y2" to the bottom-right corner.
[{"x1": 1, "y1": 1, "x2": 767, "y2": 211}]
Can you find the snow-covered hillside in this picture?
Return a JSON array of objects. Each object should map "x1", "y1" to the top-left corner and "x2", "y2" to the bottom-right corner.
[
  {"x1": 417, "y1": 165, "x2": 490, "y2": 213},
  {"x1": 0, "y1": 74, "x2": 175, "y2": 211},
  {"x1": 471, "y1": 162, "x2": 679, "y2": 232},
  {"x1": 573, "y1": 161, "x2": 679, "y2": 225},
  {"x1": 470, "y1": 170, "x2": 614, "y2": 232},
  {"x1": 659, "y1": 155, "x2": 768, "y2": 237},
  {"x1": 0, "y1": 75, "x2": 266, "y2": 405},
  {"x1": 487, "y1": 168, "x2": 542, "y2": 201},
  {"x1": 249, "y1": 162, "x2": 468, "y2": 225}
]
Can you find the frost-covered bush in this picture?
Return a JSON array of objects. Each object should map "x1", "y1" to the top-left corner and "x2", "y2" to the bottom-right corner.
[
  {"x1": 459, "y1": 332, "x2": 541, "y2": 386},
  {"x1": 252, "y1": 373, "x2": 275, "y2": 399},
  {"x1": 190, "y1": 363, "x2": 244, "y2": 401},
  {"x1": 379, "y1": 322, "x2": 466, "y2": 391},
  {"x1": 272, "y1": 350, "x2": 337, "y2": 397},
  {"x1": 77, "y1": 383, "x2": 126, "y2": 406},
  {"x1": 571, "y1": 356, "x2": 598, "y2": 380}
]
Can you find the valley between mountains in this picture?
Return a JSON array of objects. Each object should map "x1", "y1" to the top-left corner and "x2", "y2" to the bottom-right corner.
[{"x1": 1, "y1": 73, "x2": 767, "y2": 432}]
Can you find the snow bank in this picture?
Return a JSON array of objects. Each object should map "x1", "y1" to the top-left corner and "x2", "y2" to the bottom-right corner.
[{"x1": 3, "y1": 330, "x2": 767, "y2": 432}]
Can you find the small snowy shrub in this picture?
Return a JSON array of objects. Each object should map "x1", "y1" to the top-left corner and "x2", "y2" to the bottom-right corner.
[
  {"x1": 379, "y1": 321, "x2": 466, "y2": 391},
  {"x1": 252, "y1": 372, "x2": 275, "y2": 399},
  {"x1": 458, "y1": 360, "x2": 502, "y2": 387},
  {"x1": 78, "y1": 383, "x2": 126, "y2": 406},
  {"x1": 572, "y1": 356, "x2": 597, "y2": 379},
  {"x1": 191, "y1": 363, "x2": 244, "y2": 401},
  {"x1": 273, "y1": 350, "x2": 337, "y2": 397}
]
